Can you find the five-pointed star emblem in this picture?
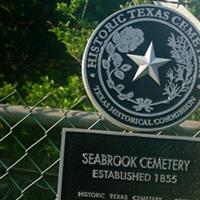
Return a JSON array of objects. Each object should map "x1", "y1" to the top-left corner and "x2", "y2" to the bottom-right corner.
[{"x1": 127, "y1": 42, "x2": 171, "y2": 85}]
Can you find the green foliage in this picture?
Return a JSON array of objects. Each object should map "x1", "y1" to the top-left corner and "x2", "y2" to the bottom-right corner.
[
  {"x1": 50, "y1": 0, "x2": 126, "y2": 62},
  {"x1": 0, "y1": 82, "x2": 19, "y2": 104},
  {"x1": 50, "y1": 19, "x2": 94, "y2": 62},
  {"x1": 49, "y1": 1, "x2": 92, "y2": 61},
  {"x1": 120, "y1": 0, "x2": 151, "y2": 8},
  {"x1": 0, "y1": 82, "x2": 17, "y2": 97},
  {"x1": 190, "y1": 109, "x2": 200, "y2": 121},
  {"x1": 0, "y1": 0, "x2": 78, "y2": 86},
  {"x1": 23, "y1": 75, "x2": 85, "y2": 109},
  {"x1": 0, "y1": 0, "x2": 199, "y2": 120},
  {"x1": 189, "y1": 0, "x2": 200, "y2": 20}
]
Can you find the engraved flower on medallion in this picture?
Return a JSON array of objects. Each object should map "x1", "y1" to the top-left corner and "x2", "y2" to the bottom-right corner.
[
  {"x1": 133, "y1": 98, "x2": 153, "y2": 113},
  {"x1": 112, "y1": 27, "x2": 144, "y2": 53}
]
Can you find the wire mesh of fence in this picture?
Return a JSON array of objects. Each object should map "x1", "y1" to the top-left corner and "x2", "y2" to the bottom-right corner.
[{"x1": 0, "y1": 90, "x2": 199, "y2": 200}]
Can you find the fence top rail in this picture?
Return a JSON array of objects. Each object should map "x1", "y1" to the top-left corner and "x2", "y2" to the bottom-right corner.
[{"x1": 0, "y1": 104, "x2": 199, "y2": 136}]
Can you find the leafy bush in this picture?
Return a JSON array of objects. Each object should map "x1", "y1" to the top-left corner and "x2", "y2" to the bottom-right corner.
[
  {"x1": 0, "y1": 82, "x2": 18, "y2": 104},
  {"x1": 23, "y1": 75, "x2": 85, "y2": 109},
  {"x1": 0, "y1": 0, "x2": 199, "y2": 119}
]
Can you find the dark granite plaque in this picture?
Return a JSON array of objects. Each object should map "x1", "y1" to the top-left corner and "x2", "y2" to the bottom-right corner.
[{"x1": 57, "y1": 129, "x2": 200, "y2": 200}]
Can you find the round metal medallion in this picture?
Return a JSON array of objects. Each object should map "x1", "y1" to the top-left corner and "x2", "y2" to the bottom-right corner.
[{"x1": 82, "y1": 4, "x2": 200, "y2": 131}]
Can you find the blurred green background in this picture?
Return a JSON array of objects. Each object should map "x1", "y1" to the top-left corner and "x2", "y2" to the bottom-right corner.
[
  {"x1": 0, "y1": 0, "x2": 199, "y2": 117},
  {"x1": 0, "y1": 1, "x2": 199, "y2": 199}
]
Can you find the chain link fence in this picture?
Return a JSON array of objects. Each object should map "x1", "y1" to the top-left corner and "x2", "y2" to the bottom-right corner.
[{"x1": 0, "y1": 90, "x2": 199, "y2": 200}]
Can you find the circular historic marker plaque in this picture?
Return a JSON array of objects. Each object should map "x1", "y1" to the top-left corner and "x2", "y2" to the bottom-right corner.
[{"x1": 82, "y1": 4, "x2": 200, "y2": 131}]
